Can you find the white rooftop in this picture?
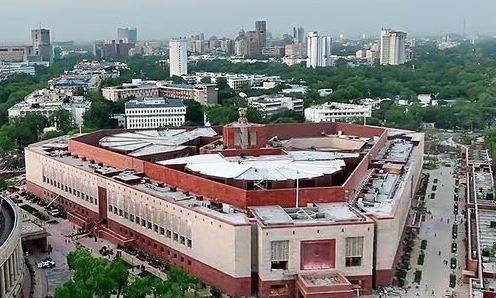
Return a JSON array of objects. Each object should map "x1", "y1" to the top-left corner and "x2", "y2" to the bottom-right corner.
[
  {"x1": 250, "y1": 203, "x2": 363, "y2": 226},
  {"x1": 99, "y1": 128, "x2": 217, "y2": 157},
  {"x1": 159, "y1": 151, "x2": 349, "y2": 181}
]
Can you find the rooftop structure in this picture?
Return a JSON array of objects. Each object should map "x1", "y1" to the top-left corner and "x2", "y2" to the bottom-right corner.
[
  {"x1": 0, "y1": 196, "x2": 25, "y2": 298},
  {"x1": 463, "y1": 141, "x2": 496, "y2": 297},
  {"x1": 250, "y1": 203, "x2": 365, "y2": 226},
  {"x1": 99, "y1": 128, "x2": 216, "y2": 157},
  {"x1": 25, "y1": 120, "x2": 424, "y2": 297}
]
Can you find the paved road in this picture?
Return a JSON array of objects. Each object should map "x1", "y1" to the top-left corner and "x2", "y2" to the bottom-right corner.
[{"x1": 402, "y1": 157, "x2": 468, "y2": 297}]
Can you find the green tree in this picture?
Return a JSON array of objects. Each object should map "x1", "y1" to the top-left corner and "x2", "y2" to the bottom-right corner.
[
  {"x1": 183, "y1": 99, "x2": 204, "y2": 125},
  {"x1": 50, "y1": 109, "x2": 73, "y2": 133}
]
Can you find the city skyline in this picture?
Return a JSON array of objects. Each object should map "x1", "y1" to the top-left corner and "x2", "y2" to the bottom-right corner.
[{"x1": 1, "y1": 0, "x2": 494, "y2": 43}]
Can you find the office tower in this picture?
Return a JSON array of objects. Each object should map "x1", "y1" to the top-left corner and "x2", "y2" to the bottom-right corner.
[
  {"x1": 306, "y1": 32, "x2": 332, "y2": 68},
  {"x1": 32, "y1": 28, "x2": 52, "y2": 62},
  {"x1": 255, "y1": 20, "x2": 267, "y2": 49},
  {"x1": 379, "y1": 29, "x2": 407, "y2": 65},
  {"x1": 293, "y1": 27, "x2": 305, "y2": 44},
  {"x1": 117, "y1": 27, "x2": 138, "y2": 43},
  {"x1": 169, "y1": 38, "x2": 188, "y2": 77}
]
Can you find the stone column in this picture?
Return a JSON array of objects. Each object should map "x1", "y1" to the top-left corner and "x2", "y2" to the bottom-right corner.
[
  {"x1": 3, "y1": 264, "x2": 9, "y2": 293},
  {"x1": 11, "y1": 253, "x2": 16, "y2": 279},
  {"x1": 0, "y1": 264, "x2": 6, "y2": 298},
  {"x1": 7, "y1": 257, "x2": 13, "y2": 288}
]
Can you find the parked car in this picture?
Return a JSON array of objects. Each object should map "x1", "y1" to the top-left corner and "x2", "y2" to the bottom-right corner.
[
  {"x1": 452, "y1": 242, "x2": 457, "y2": 253},
  {"x1": 37, "y1": 260, "x2": 56, "y2": 269},
  {"x1": 46, "y1": 207, "x2": 60, "y2": 217},
  {"x1": 450, "y1": 258, "x2": 457, "y2": 269}
]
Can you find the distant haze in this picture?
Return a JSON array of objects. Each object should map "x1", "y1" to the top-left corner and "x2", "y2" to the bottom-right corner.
[{"x1": 1, "y1": 0, "x2": 494, "y2": 43}]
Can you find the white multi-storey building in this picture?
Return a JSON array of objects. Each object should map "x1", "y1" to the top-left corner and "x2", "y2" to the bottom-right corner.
[
  {"x1": 247, "y1": 95, "x2": 304, "y2": 116},
  {"x1": 306, "y1": 32, "x2": 332, "y2": 68},
  {"x1": 380, "y1": 29, "x2": 407, "y2": 65},
  {"x1": 8, "y1": 88, "x2": 90, "y2": 125},
  {"x1": 169, "y1": 38, "x2": 188, "y2": 77},
  {"x1": 125, "y1": 98, "x2": 186, "y2": 129},
  {"x1": 304, "y1": 102, "x2": 372, "y2": 123}
]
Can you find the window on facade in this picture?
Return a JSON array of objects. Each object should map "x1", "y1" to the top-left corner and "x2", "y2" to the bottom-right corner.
[
  {"x1": 147, "y1": 221, "x2": 152, "y2": 229},
  {"x1": 187, "y1": 239, "x2": 192, "y2": 248},
  {"x1": 153, "y1": 224, "x2": 158, "y2": 232},
  {"x1": 345, "y1": 237, "x2": 364, "y2": 267},
  {"x1": 166, "y1": 230, "x2": 172, "y2": 238},
  {"x1": 173, "y1": 233, "x2": 178, "y2": 241},
  {"x1": 136, "y1": 216, "x2": 140, "y2": 224},
  {"x1": 130, "y1": 214, "x2": 135, "y2": 222},
  {"x1": 108, "y1": 205, "x2": 113, "y2": 212},
  {"x1": 124, "y1": 212, "x2": 128, "y2": 219},
  {"x1": 270, "y1": 240, "x2": 289, "y2": 270},
  {"x1": 119, "y1": 209, "x2": 123, "y2": 217},
  {"x1": 159, "y1": 227, "x2": 165, "y2": 235},
  {"x1": 180, "y1": 236, "x2": 185, "y2": 245},
  {"x1": 141, "y1": 219, "x2": 146, "y2": 227}
]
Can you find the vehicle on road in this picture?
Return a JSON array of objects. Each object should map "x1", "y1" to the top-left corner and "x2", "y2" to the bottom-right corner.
[
  {"x1": 46, "y1": 207, "x2": 60, "y2": 217},
  {"x1": 37, "y1": 260, "x2": 56, "y2": 269},
  {"x1": 450, "y1": 258, "x2": 457, "y2": 269},
  {"x1": 452, "y1": 242, "x2": 457, "y2": 253}
]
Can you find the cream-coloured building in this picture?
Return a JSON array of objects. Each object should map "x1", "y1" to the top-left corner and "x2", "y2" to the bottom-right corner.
[
  {"x1": 24, "y1": 123, "x2": 424, "y2": 298},
  {"x1": 102, "y1": 79, "x2": 160, "y2": 101},
  {"x1": 0, "y1": 196, "x2": 25, "y2": 298}
]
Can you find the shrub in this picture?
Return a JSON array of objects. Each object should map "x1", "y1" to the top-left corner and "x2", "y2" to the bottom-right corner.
[
  {"x1": 414, "y1": 270, "x2": 422, "y2": 283},
  {"x1": 417, "y1": 253, "x2": 425, "y2": 265}
]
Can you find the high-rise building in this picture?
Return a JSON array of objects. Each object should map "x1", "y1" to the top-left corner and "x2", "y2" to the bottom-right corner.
[
  {"x1": 169, "y1": 38, "x2": 188, "y2": 77},
  {"x1": 31, "y1": 28, "x2": 52, "y2": 62},
  {"x1": 306, "y1": 32, "x2": 332, "y2": 68},
  {"x1": 255, "y1": 20, "x2": 267, "y2": 49},
  {"x1": 293, "y1": 27, "x2": 305, "y2": 44},
  {"x1": 117, "y1": 27, "x2": 138, "y2": 43},
  {"x1": 379, "y1": 29, "x2": 407, "y2": 65}
]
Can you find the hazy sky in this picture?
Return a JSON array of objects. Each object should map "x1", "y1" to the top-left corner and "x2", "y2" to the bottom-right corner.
[{"x1": 1, "y1": 0, "x2": 494, "y2": 43}]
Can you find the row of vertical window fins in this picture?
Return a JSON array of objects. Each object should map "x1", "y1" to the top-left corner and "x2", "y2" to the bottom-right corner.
[{"x1": 108, "y1": 204, "x2": 192, "y2": 249}]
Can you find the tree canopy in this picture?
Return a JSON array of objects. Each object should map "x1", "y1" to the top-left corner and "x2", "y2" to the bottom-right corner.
[{"x1": 55, "y1": 247, "x2": 216, "y2": 298}]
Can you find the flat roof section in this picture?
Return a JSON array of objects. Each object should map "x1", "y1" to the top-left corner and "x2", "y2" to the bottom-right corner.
[
  {"x1": 377, "y1": 139, "x2": 413, "y2": 164},
  {"x1": 474, "y1": 170, "x2": 494, "y2": 203},
  {"x1": 282, "y1": 136, "x2": 367, "y2": 152},
  {"x1": 477, "y1": 209, "x2": 496, "y2": 274},
  {"x1": 356, "y1": 171, "x2": 400, "y2": 215},
  {"x1": 250, "y1": 202, "x2": 364, "y2": 226},
  {"x1": 159, "y1": 151, "x2": 356, "y2": 182}
]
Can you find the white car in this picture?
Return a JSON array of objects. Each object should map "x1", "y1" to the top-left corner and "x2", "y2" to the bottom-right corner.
[{"x1": 36, "y1": 260, "x2": 55, "y2": 269}]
